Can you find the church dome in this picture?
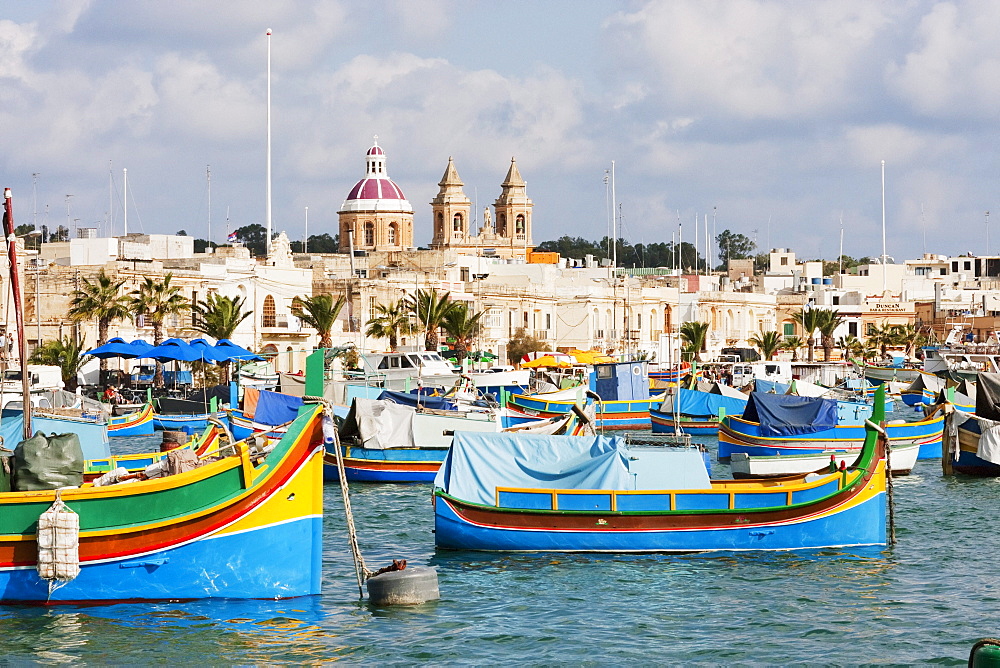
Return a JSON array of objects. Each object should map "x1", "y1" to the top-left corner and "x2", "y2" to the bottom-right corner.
[{"x1": 340, "y1": 138, "x2": 413, "y2": 213}]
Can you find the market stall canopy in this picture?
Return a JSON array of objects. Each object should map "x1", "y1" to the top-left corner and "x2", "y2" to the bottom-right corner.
[
  {"x1": 145, "y1": 338, "x2": 203, "y2": 363},
  {"x1": 521, "y1": 355, "x2": 573, "y2": 369},
  {"x1": 568, "y1": 349, "x2": 616, "y2": 364}
]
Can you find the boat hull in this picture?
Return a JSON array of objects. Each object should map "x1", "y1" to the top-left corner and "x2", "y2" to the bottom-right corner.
[
  {"x1": 153, "y1": 411, "x2": 225, "y2": 432},
  {"x1": 945, "y1": 419, "x2": 1000, "y2": 476},
  {"x1": 0, "y1": 408, "x2": 325, "y2": 603},
  {"x1": 730, "y1": 442, "x2": 918, "y2": 478},
  {"x1": 649, "y1": 409, "x2": 718, "y2": 435},
  {"x1": 434, "y1": 482, "x2": 885, "y2": 553},
  {"x1": 718, "y1": 414, "x2": 943, "y2": 461},
  {"x1": 323, "y1": 445, "x2": 447, "y2": 483},
  {"x1": 506, "y1": 392, "x2": 658, "y2": 430},
  {"x1": 108, "y1": 404, "x2": 155, "y2": 437}
]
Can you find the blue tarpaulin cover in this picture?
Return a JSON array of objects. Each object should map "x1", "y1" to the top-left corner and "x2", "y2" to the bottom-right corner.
[
  {"x1": 378, "y1": 390, "x2": 455, "y2": 411},
  {"x1": 659, "y1": 388, "x2": 747, "y2": 418},
  {"x1": 253, "y1": 390, "x2": 305, "y2": 426},
  {"x1": 434, "y1": 431, "x2": 712, "y2": 506},
  {"x1": 741, "y1": 392, "x2": 839, "y2": 437},
  {"x1": 753, "y1": 378, "x2": 792, "y2": 394}
]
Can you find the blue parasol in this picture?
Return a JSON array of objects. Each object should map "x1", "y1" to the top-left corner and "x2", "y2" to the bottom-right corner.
[
  {"x1": 128, "y1": 339, "x2": 156, "y2": 358},
  {"x1": 145, "y1": 338, "x2": 202, "y2": 363},
  {"x1": 189, "y1": 338, "x2": 225, "y2": 364},
  {"x1": 213, "y1": 339, "x2": 265, "y2": 362},
  {"x1": 84, "y1": 337, "x2": 136, "y2": 359}
]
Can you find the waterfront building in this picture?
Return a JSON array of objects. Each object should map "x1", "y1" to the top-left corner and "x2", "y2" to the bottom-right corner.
[{"x1": 337, "y1": 139, "x2": 414, "y2": 254}]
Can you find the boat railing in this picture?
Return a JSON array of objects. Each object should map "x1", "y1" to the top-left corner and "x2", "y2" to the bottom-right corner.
[{"x1": 492, "y1": 469, "x2": 858, "y2": 512}]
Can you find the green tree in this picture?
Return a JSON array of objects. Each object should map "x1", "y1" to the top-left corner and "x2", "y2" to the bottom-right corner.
[
  {"x1": 782, "y1": 336, "x2": 805, "y2": 362},
  {"x1": 407, "y1": 289, "x2": 459, "y2": 352},
  {"x1": 192, "y1": 293, "x2": 253, "y2": 383},
  {"x1": 30, "y1": 336, "x2": 86, "y2": 391},
  {"x1": 441, "y1": 301, "x2": 485, "y2": 365},
  {"x1": 130, "y1": 274, "x2": 190, "y2": 387},
  {"x1": 865, "y1": 321, "x2": 898, "y2": 357},
  {"x1": 749, "y1": 330, "x2": 783, "y2": 361},
  {"x1": 292, "y1": 293, "x2": 347, "y2": 348},
  {"x1": 506, "y1": 327, "x2": 547, "y2": 366},
  {"x1": 680, "y1": 321, "x2": 709, "y2": 362},
  {"x1": 290, "y1": 233, "x2": 340, "y2": 254},
  {"x1": 814, "y1": 308, "x2": 845, "y2": 362},
  {"x1": 68, "y1": 269, "x2": 129, "y2": 373},
  {"x1": 715, "y1": 229, "x2": 756, "y2": 267},
  {"x1": 838, "y1": 334, "x2": 865, "y2": 361},
  {"x1": 364, "y1": 299, "x2": 414, "y2": 351},
  {"x1": 230, "y1": 223, "x2": 268, "y2": 256},
  {"x1": 791, "y1": 307, "x2": 822, "y2": 363}
]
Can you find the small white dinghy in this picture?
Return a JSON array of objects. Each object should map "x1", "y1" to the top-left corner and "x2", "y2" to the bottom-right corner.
[{"x1": 730, "y1": 441, "x2": 919, "y2": 479}]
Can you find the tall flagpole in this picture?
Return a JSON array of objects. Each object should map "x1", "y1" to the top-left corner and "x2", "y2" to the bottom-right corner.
[
  {"x1": 265, "y1": 28, "x2": 272, "y2": 257},
  {"x1": 881, "y1": 159, "x2": 886, "y2": 292}
]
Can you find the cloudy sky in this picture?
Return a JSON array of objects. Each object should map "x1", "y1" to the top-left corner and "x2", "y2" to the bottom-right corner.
[{"x1": 3, "y1": 1, "x2": 1000, "y2": 264}]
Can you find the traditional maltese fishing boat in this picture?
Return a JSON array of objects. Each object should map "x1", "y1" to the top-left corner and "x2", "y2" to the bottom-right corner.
[
  {"x1": 433, "y1": 389, "x2": 890, "y2": 553},
  {"x1": 107, "y1": 402, "x2": 155, "y2": 436},
  {"x1": 0, "y1": 404, "x2": 327, "y2": 604}
]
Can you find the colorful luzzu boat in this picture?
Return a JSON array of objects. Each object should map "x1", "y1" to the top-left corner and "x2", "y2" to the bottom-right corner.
[
  {"x1": 84, "y1": 424, "x2": 224, "y2": 482},
  {"x1": 899, "y1": 371, "x2": 944, "y2": 407},
  {"x1": 107, "y1": 402, "x2": 155, "y2": 436},
  {"x1": 433, "y1": 388, "x2": 890, "y2": 553},
  {"x1": 505, "y1": 389, "x2": 663, "y2": 430},
  {"x1": 649, "y1": 386, "x2": 747, "y2": 435},
  {"x1": 718, "y1": 391, "x2": 944, "y2": 461},
  {"x1": 942, "y1": 373, "x2": 1000, "y2": 476},
  {"x1": 0, "y1": 405, "x2": 326, "y2": 604},
  {"x1": 324, "y1": 397, "x2": 499, "y2": 483}
]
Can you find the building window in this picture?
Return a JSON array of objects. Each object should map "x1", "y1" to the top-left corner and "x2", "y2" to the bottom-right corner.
[
  {"x1": 515, "y1": 214, "x2": 525, "y2": 234},
  {"x1": 783, "y1": 322, "x2": 795, "y2": 337},
  {"x1": 436, "y1": 213, "x2": 444, "y2": 238},
  {"x1": 453, "y1": 213, "x2": 463, "y2": 233},
  {"x1": 364, "y1": 222, "x2": 375, "y2": 245},
  {"x1": 388, "y1": 223, "x2": 397, "y2": 245},
  {"x1": 497, "y1": 213, "x2": 507, "y2": 236},
  {"x1": 545, "y1": 313, "x2": 551, "y2": 330},
  {"x1": 780, "y1": 257, "x2": 788, "y2": 266},
  {"x1": 849, "y1": 322, "x2": 858, "y2": 337},
  {"x1": 262, "y1": 295, "x2": 276, "y2": 328},
  {"x1": 191, "y1": 290, "x2": 199, "y2": 325}
]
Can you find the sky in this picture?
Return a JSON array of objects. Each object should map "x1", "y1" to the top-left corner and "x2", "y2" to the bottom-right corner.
[{"x1": 3, "y1": 0, "x2": 1000, "y2": 265}]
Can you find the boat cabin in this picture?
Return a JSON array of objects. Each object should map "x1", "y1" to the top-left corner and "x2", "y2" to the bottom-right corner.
[
  {"x1": 731, "y1": 361, "x2": 793, "y2": 388},
  {"x1": 351, "y1": 351, "x2": 459, "y2": 390},
  {"x1": 590, "y1": 360, "x2": 650, "y2": 401}
]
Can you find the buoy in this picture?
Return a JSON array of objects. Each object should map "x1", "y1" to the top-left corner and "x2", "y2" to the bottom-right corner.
[{"x1": 367, "y1": 565, "x2": 440, "y2": 606}]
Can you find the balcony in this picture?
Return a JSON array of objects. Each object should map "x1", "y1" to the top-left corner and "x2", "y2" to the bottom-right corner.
[{"x1": 533, "y1": 329, "x2": 549, "y2": 341}]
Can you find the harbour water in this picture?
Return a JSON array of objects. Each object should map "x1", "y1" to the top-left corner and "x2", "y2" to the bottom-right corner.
[{"x1": 1, "y1": 420, "x2": 997, "y2": 664}]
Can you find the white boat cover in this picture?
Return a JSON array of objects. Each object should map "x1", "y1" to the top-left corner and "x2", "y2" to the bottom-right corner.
[{"x1": 339, "y1": 398, "x2": 415, "y2": 450}]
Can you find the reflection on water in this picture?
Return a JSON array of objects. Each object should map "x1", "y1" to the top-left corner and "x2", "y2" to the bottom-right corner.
[{"x1": 4, "y1": 429, "x2": 987, "y2": 662}]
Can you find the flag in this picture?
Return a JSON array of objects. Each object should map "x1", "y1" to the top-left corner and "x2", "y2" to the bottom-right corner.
[{"x1": 227, "y1": 232, "x2": 238, "y2": 243}]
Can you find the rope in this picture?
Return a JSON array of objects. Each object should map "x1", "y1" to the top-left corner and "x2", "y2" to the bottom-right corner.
[
  {"x1": 882, "y1": 424, "x2": 896, "y2": 546},
  {"x1": 303, "y1": 396, "x2": 372, "y2": 596}
]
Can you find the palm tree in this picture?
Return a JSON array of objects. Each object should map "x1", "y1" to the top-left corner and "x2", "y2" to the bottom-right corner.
[
  {"x1": 407, "y1": 289, "x2": 458, "y2": 352},
  {"x1": 441, "y1": 302, "x2": 485, "y2": 365},
  {"x1": 892, "y1": 323, "x2": 924, "y2": 359},
  {"x1": 838, "y1": 334, "x2": 865, "y2": 361},
  {"x1": 814, "y1": 308, "x2": 845, "y2": 362},
  {"x1": 782, "y1": 336, "x2": 805, "y2": 362},
  {"x1": 679, "y1": 321, "x2": 709, "y2": 362},
  {"x1": 68, "y1": 270, "x2": 129, "y2": 373},
  {"x1": 865, "y1": 321, "x2": 897, "y2": 357},
  {"x1": 192, "y1": 293, "x2": 253, "y2": 383},
  {"x1": 791, "y1": 307, "x2": 822, "y2": 363},
  {"x1": 364, "y1": 299, "x2": 414, "y2": 351},
  {"x1": 30, "y1": 336, "x2": 86, "y2": 391},
  {"x1": 749, "y1": 330, "x2": 783, "y2": 361},
  {"x1": 130, "y1": 274, "x2": 189, "y2": 386},
  {"x1": 291, "y1": 293, "x2": 347, "y2": 348}
]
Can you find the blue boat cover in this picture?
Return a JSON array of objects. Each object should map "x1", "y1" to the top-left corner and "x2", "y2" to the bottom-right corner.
[
  {"x1": 742, "y1": 392, "x2": 839, "y2": 437},
  {"x1": 435, "y1": 432, "x2": 712, "y2": 506},
  {"x1": 659, "y1": 388, "x2": 747, "y2": 418},
  {"x1": 378, "y1": 390, "x2": 456, "y2": 411},
  {"x1": 254, "y1": 390, "x2": 305, "y2": 426},
  {"x1": 753, "y1": 378, "x2": 792, "y2": 394},
  {"x1": 436, "y1": 432, "x2": 628, "y2": 505}
]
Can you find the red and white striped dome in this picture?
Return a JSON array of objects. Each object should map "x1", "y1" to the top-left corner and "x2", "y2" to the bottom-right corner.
[{"x1": 340, "y1": 138, "x2": 412, "y2": 213}]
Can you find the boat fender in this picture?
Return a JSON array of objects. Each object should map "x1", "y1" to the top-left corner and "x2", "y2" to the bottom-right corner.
[
  {"x1": 366, "y1": 564, "x2": 440, "y2": 606},
  {"x1": 36, "y1": 491, "x2": 80, "y2": 592}
]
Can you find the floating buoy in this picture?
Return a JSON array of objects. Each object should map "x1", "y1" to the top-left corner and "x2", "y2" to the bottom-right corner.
[{"x1": 366, "y1": 565, "x2": 440, "y2": 606}]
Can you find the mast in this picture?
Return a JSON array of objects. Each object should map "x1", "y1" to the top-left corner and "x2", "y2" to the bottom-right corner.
[
  {"x1": 881, "y1": 159, "x2": 887, "y2": 292},
  {"x1": 265, "y1": 28, "x2": 273, "y2": 256},
  {"x1": 123, "y1": 168, "x2": 128, "y2": 236},
  {"x1": 304, "y1": 206, "x2": 308, "y2": 253},
  {"x1": 610, "y1": 161, "x2": 617, "y2": 271},
  {"x1": 207, "y1": 164, "x2": 211, "y2": 245},
  {"x1": 3, "y1": 188, "x2": 31, "y2": 439}
]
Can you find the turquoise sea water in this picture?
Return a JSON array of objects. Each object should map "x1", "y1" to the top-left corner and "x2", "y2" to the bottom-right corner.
[{"x1": 1, "y1": 414, "x2": 997, "y2": 664}]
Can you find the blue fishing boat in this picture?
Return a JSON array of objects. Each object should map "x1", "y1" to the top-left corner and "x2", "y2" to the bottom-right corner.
[
  {"x1": 325, "y1": 397, "x2": 498, "y2": 482},
  {"x1": 107, "y1": 402, "x2": 155, "y2": 436},
  {"x1": 718, "y1": 391, "x2": 943, "y2": 461},
  {"x1": 650, "y1": 385, "x2": 747, "y2": 435},
  {"x1": 433, "y1": 388, "x2": 890, "y2": 553},
  {"x1": 900, "y1": 371, "x2": 944, "y2": 407},
  {"x1": 942, "y1": 373, "x2": 1000, "y2": 476},
  {"x1": 0, "y1": 412, "x2": 110, "y2": 460},
  {"x1": 506, "y1": 361, "x2": 661, "y2": 430}
]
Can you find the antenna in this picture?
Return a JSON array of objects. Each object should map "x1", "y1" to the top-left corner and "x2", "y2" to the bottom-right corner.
[
  {"x1": 881, "y1": 160, "x2": 887, "y2": 292},
  {"x1": 206, "y1": 165, "x2": 211, "y2": 244},
  {"x1": 265, "y1": 28, "x2": 273, "y2": 256}
]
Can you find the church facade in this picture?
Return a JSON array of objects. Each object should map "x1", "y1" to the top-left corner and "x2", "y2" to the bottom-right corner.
[{"x1": 338, "y1": 139, "x2": 533, "y2": 259}]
